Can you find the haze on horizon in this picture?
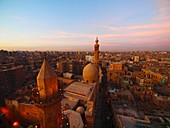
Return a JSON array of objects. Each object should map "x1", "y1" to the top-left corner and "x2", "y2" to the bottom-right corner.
[{"x1": 0, "y1": 0, "x2": 170, "y2": 51}]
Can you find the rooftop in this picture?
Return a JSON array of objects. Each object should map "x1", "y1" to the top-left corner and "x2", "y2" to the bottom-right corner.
[
  {"x1": 0, "y1": 65, "x2": 24, "y2": 71},
  {"x1": 118, "y1": 114, "x2": 170, "y2": 128},
  {"x1": 61, "y1": 98, "x2": 78, "y2": 110},
  {"x1": 64, "y1": 82, "x2": 95, "y2": 101}
]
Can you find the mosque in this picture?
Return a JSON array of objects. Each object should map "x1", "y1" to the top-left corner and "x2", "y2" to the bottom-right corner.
[
  {"x1": 61, "y1": 37, "x2": 101, "y2": 127},
  {"x1": 4, "y1": 37, "x2": 101, "y2": 128}
]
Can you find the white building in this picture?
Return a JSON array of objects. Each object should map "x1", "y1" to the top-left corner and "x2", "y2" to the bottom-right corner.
[{"x1": 85, "y1": 55, "x2": 94, "y2": 63}]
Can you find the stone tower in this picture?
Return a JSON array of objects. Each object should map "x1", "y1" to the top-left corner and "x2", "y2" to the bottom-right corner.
[
  {"x1": 37, "y1": 59, "x2": 62, "y2": 128},
  {"x1": 94, "y1": 37, "x2": 99, "y2": 68}
]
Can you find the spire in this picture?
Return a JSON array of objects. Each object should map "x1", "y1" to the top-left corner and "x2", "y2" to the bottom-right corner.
[
  {"x1": 37, "y1": 59, "x2": 57, "y2": 80},
  {"x1": 95, "y1": 37, "x2": 99, "y2": 44},
  {"x1": 36, "y1": 58, "x2": 58, "y2": 101}
]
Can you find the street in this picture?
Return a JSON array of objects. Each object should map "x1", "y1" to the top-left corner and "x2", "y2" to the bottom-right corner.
[{"x1": 94, "y1": 84, "x2": 113, "y2": 128}]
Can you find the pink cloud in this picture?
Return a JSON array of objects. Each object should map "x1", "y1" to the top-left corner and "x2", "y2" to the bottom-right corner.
[
  {"x1": 99, "y1": 22, "x2": 170, "y2": 31},
  {"x1": 155, "y1": 0, "x2": 170, "y2": 21},
  {"x1": 101, "y1": 43, "x2": 119, "y2": 47},
  {"x1": 99, "y1": 29, "x2": 170, "y2": 38},
  {"x1": 42, "y1": 31, "x2": 95, "y2": 39},
  {"x1": 131, "y1": 29, "x2": 170, "y2": 36},
  {"x1": 131, "y1": 37, "x2": 169, "y2": 43}
]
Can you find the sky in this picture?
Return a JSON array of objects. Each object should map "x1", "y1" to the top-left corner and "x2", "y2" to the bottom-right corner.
[{"x1": 0, "y1": 0, "x2": 170, "y2": 51}]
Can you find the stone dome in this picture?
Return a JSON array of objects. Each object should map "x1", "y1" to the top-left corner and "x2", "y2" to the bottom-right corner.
[
  {"x1": 83, "y1": 63, "x2": 98, "y2": 83},
  {"x1": 76, "y1": 106, "x2": 85, "y2": 114}
]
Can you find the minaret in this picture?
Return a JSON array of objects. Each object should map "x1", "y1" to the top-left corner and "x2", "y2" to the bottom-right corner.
[
  {"x1": 94, "y1": 37, "x2": 100, "y2": 68},
  {"x1": 37, "y1": 59, "x2": 62, "y2": 128}
]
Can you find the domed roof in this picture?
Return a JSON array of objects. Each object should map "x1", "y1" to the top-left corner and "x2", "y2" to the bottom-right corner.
[
  {"x1": 83, "y1": 63, "x2": 98, "y2": 83},
  {"x1": 76, "y1": 106, "x2": 85, "y2": 114}
]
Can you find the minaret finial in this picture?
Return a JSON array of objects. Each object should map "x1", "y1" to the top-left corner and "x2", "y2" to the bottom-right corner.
[{"x1": 95, "y1": 37, "x2": 99, "y2": 44}]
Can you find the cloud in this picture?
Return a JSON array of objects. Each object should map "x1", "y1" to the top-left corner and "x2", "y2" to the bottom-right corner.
[
  {"x1": 97, "y1": 22, "x2": 170, "y2": 31},
  {"x1": 155, "y1": 0, "x2": 170, "y2": 21},
  {"x1": 129, "y1": 29, "x2": 170, "y2": 37},
  {"x1": 99, "y1": 29, "x2": 170, "y2": 38},
  {"x1": 34, "y1": 22, "x2": 170, "y2": 42},
  {"x1": 41, "y1": 31, "x2": 95, "y2": 39}
]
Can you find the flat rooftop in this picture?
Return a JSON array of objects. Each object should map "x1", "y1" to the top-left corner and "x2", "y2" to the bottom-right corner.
[
  {"x1": 64, "y1": 82, "x2": 95, "y2": 101},
  {"x1": 118, "y1": 115, "x2": 170, "y2": 128}
]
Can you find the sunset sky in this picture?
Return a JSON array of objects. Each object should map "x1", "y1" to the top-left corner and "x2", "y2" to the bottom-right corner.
[{"x1": 0, "y1": 0, "x2": 170, "y2": 51}]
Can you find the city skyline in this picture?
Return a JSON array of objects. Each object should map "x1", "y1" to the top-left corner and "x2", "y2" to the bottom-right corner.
[{"x1": 0, "y1": 0, "x2": 170, "y2": 51}]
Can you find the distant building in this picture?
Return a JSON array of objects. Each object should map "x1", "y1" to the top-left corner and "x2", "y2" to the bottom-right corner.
[
  {"x1": 0, "y1": 65, "x2": 26, "y2": 90},
  {"x1": 57, "y1": 61, "x2": 69, "y2": 73},
  {"x1": 72, "y1": 61, "x2": 85, "y2": 75},
  {"x1": 85, "y1": 55, "x2": 94, "y2": 63},
  {"x1": 108, "y1": 62, "x2": 122, "y2": 71},
  {"x1": 134, "y1": 56, "x2": 139, "y2": 62},
  {"x1": 107, "y1": 62, "x2": 124, "y2": 83},
  {"x1": 141, "y1": 69, "x2": 165, "y2": 84},
  {"x1": 136, "y1": 76, "x2": 154, "y2": 87},
  {"x1": 0, "y1": 50, "x2": 8, "y2": 63},
  {"x1": 0, "y1": 65, "x2": 26, "y2": 103}
]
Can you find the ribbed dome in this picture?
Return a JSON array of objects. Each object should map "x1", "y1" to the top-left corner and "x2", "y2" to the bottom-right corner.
[
  {"x1": 76, "y1": 106, "x2": 85, "y2": 114},
  {"x1": 83, "y1": 63, "x2": 98, "y2": 83}
]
